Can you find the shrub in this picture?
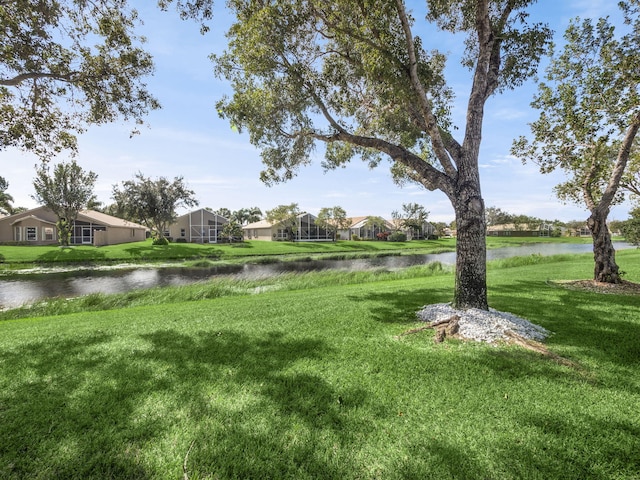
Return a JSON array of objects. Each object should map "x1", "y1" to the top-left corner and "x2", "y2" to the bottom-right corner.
[
  {"x1": 351, "y1": 234, "x2": 360, "y2": 241},
  {"x1": 175, "y1": 238, "x2": 187, "y2": 243},
  {"x1": 388, "y1": 232, "x2": 407, "y2": 242},
  {"x1": 152, "y1": 237, "x2": 170, "y2": 246}
]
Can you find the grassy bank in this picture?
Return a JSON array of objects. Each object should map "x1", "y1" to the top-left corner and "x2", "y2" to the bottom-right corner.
[
  {"x1": 0, "y1": 238, "x2": 457, "y2": 267},
  {"x1": 1, "y1": 250, "x2": 639, "y2": 478},
  {"x1": 0, "y1": 235, "x2": 604, "y2": 268}
]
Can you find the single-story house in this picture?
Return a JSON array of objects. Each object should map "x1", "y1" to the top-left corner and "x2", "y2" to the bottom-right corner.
[
  {"x1": 0, "y1": 206, "x2": 147, "y2": 246},
  {"x1": 404, "y1": 221, "x2": 437, "y2": 240},
  {"x1": 166, "y1": 209, "x2": 229, "y2": 243},
  {"x1": 243, "y1": 213, "x2": 332, "y2": 241},
  {"x1": 339, "y1": 216, "x2": 395, "y2": 240},
  {"x1": 486, "y1": 223, "x2": 555, "y2": 237}
]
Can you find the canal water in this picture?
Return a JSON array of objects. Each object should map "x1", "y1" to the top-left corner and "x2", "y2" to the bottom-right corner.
[{"x1": 0, "y1": 242, "x2": 634, "y2": 309}]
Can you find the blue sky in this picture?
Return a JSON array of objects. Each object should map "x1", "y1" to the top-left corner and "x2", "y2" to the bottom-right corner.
[{"x1": 3, "y1": 0, "x2": 632, "y2": 223}]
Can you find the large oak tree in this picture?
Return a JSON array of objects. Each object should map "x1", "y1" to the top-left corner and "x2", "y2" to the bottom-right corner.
[
  {"x1": 212, "y1": 0, "x2": 551, "y2": 309},
  {"x1": 513, "y1": 2, "x2": 640, "y2": 284}
]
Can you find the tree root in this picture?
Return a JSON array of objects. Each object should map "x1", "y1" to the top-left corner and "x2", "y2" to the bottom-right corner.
[
  {"x1": 504, "y1": 331, "x2": 579, "y2": 368},
  {"x1": 398, "y1": 315, "x2": 461, "y2": 343}
]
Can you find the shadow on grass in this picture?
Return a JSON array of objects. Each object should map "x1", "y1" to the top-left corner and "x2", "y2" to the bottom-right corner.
[
  {"x1": 0, "y1": 328, "x2": 365, "y2": 478},
  {"x1": 122, "y1": 243, "x2": 223, "y2": 260},
  {"x1": 348, "y1": 285, "x2": 454, "y2": 324},
  {"x1": 488, "y1": 279, "x2": 640, "y2": 372},
  {"x1": 36, "y1": 247, "x2": 107, "y2": 263}
]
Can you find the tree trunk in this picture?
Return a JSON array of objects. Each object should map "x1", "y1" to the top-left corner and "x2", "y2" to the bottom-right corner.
[
  {"x1": 588, "y1": 208, "x2": 621, "y2": 283},
  {"x1": 452, "y1": 188, "x2": 488, "y2": 310}
]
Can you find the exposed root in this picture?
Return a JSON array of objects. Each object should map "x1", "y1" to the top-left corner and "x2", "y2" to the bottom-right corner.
[
  {"x1": 505, "y1": 331, "x2": 579, "y2": 368},
  {"x1": 397, "y1": 315, "x2": 460, "y2": 343}
]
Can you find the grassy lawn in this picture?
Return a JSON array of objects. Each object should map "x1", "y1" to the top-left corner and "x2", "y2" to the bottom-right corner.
[
  {"x1": 0, "y1": 250, "x2": 639, "y2": 478},
  {"x1": 0, "y1": 235, "x2": 603, "y2": 267},
  {"x1": 0, "y1": 238, "x2": 459, "y2": 267}
]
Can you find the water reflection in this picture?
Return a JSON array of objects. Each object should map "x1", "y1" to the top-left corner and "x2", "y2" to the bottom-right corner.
[{"x1": 0, "y1": 242, "x2": 633, "y2": 309}]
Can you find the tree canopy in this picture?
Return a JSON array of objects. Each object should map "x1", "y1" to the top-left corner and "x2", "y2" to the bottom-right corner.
[
  {"x1": 112, "y1": 173, "x2": 198, "y2": 243},
  {"x1": 213, "y1": 0, "x2": 552, "y2": 309},
  {"x1": 0, "y1": 0, "x2": 167, "y2": 160},
  {"x1": 32, "y1": 160, "x2": 98, "y2": 245},
  {"x1": 315, "y1": 206, "x2": 349, "y2": 241},
  {"x1": 265, "y1": 203, "x2": 301, "y2": 241}
]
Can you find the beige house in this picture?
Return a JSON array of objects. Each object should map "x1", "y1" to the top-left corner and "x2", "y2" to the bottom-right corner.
[
  {"x1": 166, "y1": 209, "x2": 229, "y2": 243},
  {"x1": 243, "y1": 213, "x2": 332, "y2": 241},
  {"x1": 0, "y1": 206, "x2": 147, "y2": 246},
  {"x1": 339, "y1": 216, "x2": 395, "y2": 240}
]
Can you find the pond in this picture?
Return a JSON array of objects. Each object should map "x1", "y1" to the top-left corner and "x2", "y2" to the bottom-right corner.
[{"x1": 0, "y1": 242, "x2": 634, "y2": 310}]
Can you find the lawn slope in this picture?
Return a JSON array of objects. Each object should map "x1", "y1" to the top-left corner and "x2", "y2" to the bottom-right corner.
[{"x1": 0, "y1": 250, "x2": 639, "y2": 479}]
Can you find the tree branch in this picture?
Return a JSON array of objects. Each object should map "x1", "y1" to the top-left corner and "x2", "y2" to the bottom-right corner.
[
  {"x1": 0, "y1": 71, "x2": 78, "y2": 87},
  {"x1": 394, "y1": 0, "x2": 458, "y2": 178}
]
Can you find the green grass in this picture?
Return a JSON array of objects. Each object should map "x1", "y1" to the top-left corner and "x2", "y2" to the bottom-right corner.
[
  {"x1": 1, "y1": 235, "x2": 611, "y2": 268},
  {"x1": 1, "y1": 250, "x2": 639, "y2": 479},
  {"x1": 0, "y1": 238, "x2": 457, "y2": 267}
]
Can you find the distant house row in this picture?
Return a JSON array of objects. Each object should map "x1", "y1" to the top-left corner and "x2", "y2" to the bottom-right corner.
[{"x1": 0, "y1": 207, "x2": 436, "y2": 246}]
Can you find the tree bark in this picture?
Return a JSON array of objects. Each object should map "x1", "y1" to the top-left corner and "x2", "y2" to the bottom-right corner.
[
  {"x1": 588, "y1": 208, "x2": 621, "y2": 283},
  {"x1": 452, "y1": 184, "x2": 488, "y2": 310}
]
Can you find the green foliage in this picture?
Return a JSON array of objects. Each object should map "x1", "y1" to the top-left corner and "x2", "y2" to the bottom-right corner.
[
  {"x1": 220, "y1": 221, "x2": 244, "y2": 243},
  {"x1": 621, "y1": 208, "x2": 640, "y2": 245},
  {"x1": 316, "y1": 206, "x2": 349, "y2": 240},
  {"x1": 265, "y1": 203, "x2": 301, "y2": 240},
  {"x1": 0, "y1": 176, "x2": 14, "y2": 215},
  {"x1": 0, "y1": 0, "x2": 162, "y2": 160},
  {"x1": 512, "y1": 4, "x2": 640, "y2": 211},
  {"x1": 387, "y1": 231, "x2": 407, "y2": 242},
  {"x1": 152, "y1": 236, "x2": 170, "y2": 246},
  {"x1": 112, "y1": 172, "x2": 198, "y2": 239}
]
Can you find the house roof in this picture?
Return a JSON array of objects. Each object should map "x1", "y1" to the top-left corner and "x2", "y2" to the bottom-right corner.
[
  {"x1": 243, "y1": 219, "x2": 273, "y2": 230},
  {"x1": 176, "y1": 208, "x2": 229, "y2": 221},
  {"x1": 77, "y1": 210, "x2": 147, "y2": 229},
  {"x1": 243, "y1": 213, "x2": 315, "y2": 230},
  {"x1": 10, "y1": 214, "x2": 57, "y2": 226},
  {"x1": 487, "y1": 223, "x2": 542, "y2": 232},
  {"x1": 347, "y1": 216, "x2": 394, "y2": 229}
]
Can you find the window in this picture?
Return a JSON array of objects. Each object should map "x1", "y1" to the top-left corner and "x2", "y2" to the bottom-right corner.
[
  {"x1": 44, "y1": 227, "x2": 54, "y2": 241},
  {"x1": 14, "y1": 227, "x2": 22, "y2": 242},
  {"x1": 26, "y1": 227, "x2": 37, "y2": 241},
  {"x1": 180, "y1": 228, "x2": 186, "y2": 237}
]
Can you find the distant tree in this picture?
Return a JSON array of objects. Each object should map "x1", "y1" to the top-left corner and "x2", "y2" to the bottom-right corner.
[
  {"x1": 0, "y1": 0, "x2": 164, "y2": 161},
  {"x1": 621, "y1": 207, "x2": 640, "y2": 245},
  {"x1": 265, "y1": 203, "x2": 301, "y2": 241},
  {"x1": 316, "y1": 206, "x2": 349, "y2": 241},
  {"x1": 364, "y1": 216, "x2": 389, "y2": 240},
  {"x1": 32, "y1": 160, "x2": 98, "y2": 246},
  {"x1": 513, "y1": 4, "x2": 640, "y2": 283},
  {"x1": 485, "y1": 206, "x2": 512, "y2": 226},
  {"x1": 112, "y1": 173, "x2": 198, "y2": 243},
  {"x1": 432, "y1": 222, "x2": 449, "y2": 237},
  {"x1": 0, "y1": 176, "x2": 15, "y2": 215},
  {"x1": 213, "y1": 208, "x2": 233, "y2": 219},
  {"x1": 220, "y1": 220, "x2": 244, "y2": 243},
  {"x1": 390, "y1": 210, "x2": 404, "y2": 232},
  {"x1": 401, "y1": 203, "x2": 430, "y2": 237},
  {"x1": 233, "y1": 206, "x2": 263, "y2": 225}
]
